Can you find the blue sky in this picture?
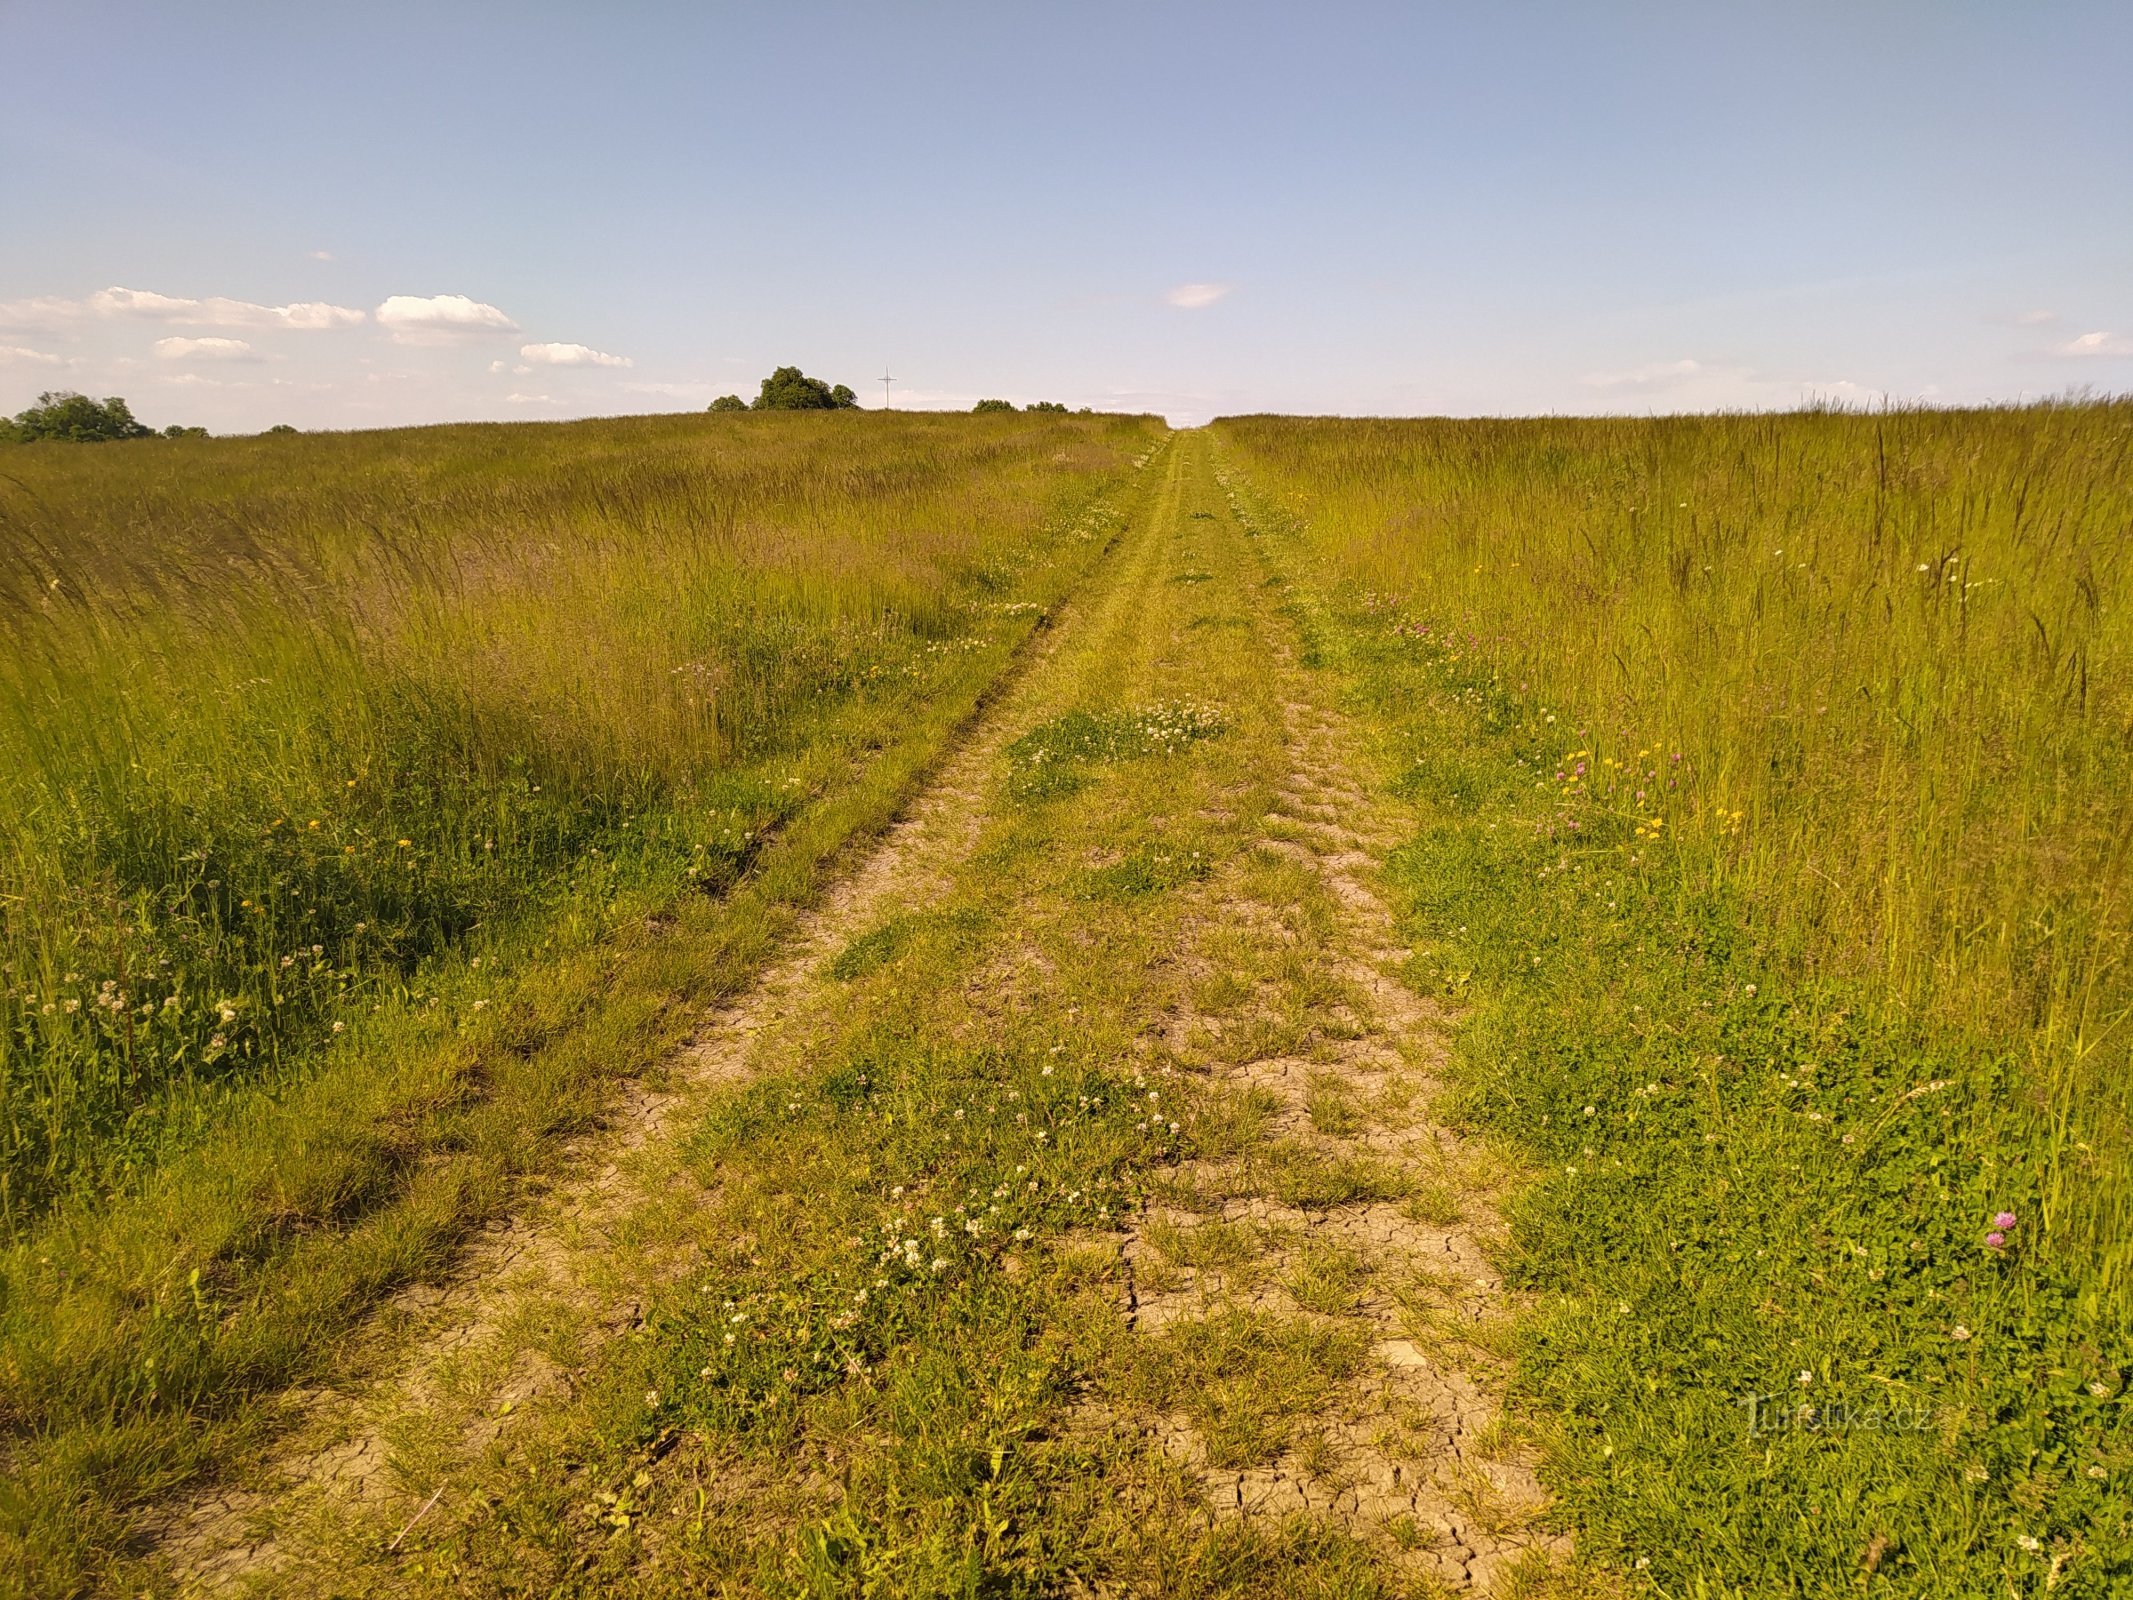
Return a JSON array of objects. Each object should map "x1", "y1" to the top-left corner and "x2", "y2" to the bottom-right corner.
[{"x1": 2, "y1": 2, "x2": 2127, "y2": 429}]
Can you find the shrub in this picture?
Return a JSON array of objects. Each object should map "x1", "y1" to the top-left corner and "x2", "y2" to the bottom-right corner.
[
  {"x1": 708, "y1": 394, "x2": 748, "y2": 412},
  {"x1": 751, "y1": 367, "x2": 859, "y2": 411},
  {"x1": 972, "y1": 398, "x2": 1015, "y2": 414},
  {"x1": 8, "y1": 391, "x2": 153, "y2": 443}
]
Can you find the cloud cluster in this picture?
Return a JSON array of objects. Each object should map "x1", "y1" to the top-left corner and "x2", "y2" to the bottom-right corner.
[
  {"x1": 153, "y1": 336, "x2": 261, "y2": 362},
  {"x1": 0, "y1": 287, "x2": 364, "y2": 331},
  {"x1": 2057, "y1": 331, "x2": 2133, "y2": 358},
  {"x1": 1164, "y1": 282, "x2": 1234, "y2": 310},
  {"x1": 519, "y1": 341, "x2": 631, "y2": 368},
  {"x1": 0, "y1": 344, "x2": 63, "y2": 368},
  {"x1": 1582, "y1": 358, "x2": 1711, "y2": 392},
  {"x1": 375, "y1": 294, "x2": 519, "y2": 344}
]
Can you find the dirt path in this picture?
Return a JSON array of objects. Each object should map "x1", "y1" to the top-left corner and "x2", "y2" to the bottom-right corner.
[
  {"x1": 153, "y1": 451, "x2": 1169, "y2": 1593},
  {"x1": 158, "y1": 432, "x2": 1562, "y2": 1595},
  {"x1": 1097, "y1": 436, "x2": 1562, "y2": 1587}
]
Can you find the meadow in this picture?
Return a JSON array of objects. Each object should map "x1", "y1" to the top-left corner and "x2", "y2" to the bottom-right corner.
[
  {"x1": 3, "y1": 401, "x2": 2129, "y2": 1598},
  {"x1": 0, "y1": 408, "x2": 1159, "y2": 1591},
  {"x1": 1215, "y1": 403, "x2": 2133, "y2": 1591}
]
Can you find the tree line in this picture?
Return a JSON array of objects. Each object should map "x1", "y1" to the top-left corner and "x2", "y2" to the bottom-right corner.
[{"x1": 0, "y1": 391, "x2": 208, "y2": 443}]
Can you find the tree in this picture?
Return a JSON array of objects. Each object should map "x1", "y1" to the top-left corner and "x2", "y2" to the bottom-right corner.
[
  {"x1": 265, "y1": 423, "x2": 299, "y2": 435},
  {"x1": 162, "y1": 424, "x2": 209, "y2": 439},
  {"x1": 8, "y1": 391, "x2": 154, "y2": 443},
  {"x1": 751, "y1": 366, "x2": 860, "y2": 411},
  {"x1": 1025, "y1": 400, "x2": 1068, "y2": 414},
  {"x1": 972, "y1": 398, "x2": 1015, "y2": 414},
  {"x1": 708, "y1": 394, "x2": 748, "y2": 412}
]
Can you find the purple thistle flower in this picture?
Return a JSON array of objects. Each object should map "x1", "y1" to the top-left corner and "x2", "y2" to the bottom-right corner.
[
  {"x1": 1992, "y1": 1211, "x2": 2016, "y2": 1230},
  {"x1": 1984, "y1": 1231, "x2": 2006, "y2": 1250}
]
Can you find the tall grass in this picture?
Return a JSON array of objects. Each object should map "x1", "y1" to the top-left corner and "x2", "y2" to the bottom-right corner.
[
  {"x1": 0, "y1": 411, "x2": 1148, "y2": 1227},
  {"x1": 0, "y1": 410, "x2": 1162, "y2": 1597},
  {"x1": 1217, "y1": 402, "x2": 2133, "y2": 1304}
]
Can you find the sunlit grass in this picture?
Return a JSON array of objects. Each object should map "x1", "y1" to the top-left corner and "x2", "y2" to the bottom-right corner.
[
  {"x1": 1216, "y1": 402, "x2": 2133, "y2": 1593},
  {"x1": 0, "y1": 408, "x2": 1159, "y2": 1596},
  {"x1": 1216, "y1": 401, "x2": 2133, "y2": 1297}
]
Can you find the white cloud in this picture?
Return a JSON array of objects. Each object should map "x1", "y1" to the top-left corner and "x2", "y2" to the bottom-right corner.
[
  {"x1": 2056, "y1": 331, "x2": 2133, "y2": 357},
  {"x1": 154, "y1": 336, "x2": 261, "y2": 362},
  {"x1": 504, "y1": 392, "x2": 559, "y2": 405},
  {"x1": 621, "y1": 380, "x2": 720, "y2": 400},
  {"x1": 1163, "y1": 282, "x2": 1234, "y2": 310},
  {"x1": 0, "y1": 286, "x2": 364, "y2": 331},
  {"x1": 0, "y1": 344, "x2": 63, "y2": 367},
  {"x1": 375, "y1": 294, "x2": 519, "y2": 344},
  {"x1": 519, "y1": 341, "x2": 631, "y2": 368},
  {"x1": 1581, "y1": 358, "x2": 1709, "y2": 392},
  {"x1": 309, "y1": 250, "x2": 336, "y2": 262},
  {"x1": 2014, "y1": 309, "x2": 2058, "y2": 327}
]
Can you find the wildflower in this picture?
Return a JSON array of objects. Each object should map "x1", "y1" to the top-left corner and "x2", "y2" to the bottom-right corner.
[
  {"x1": 397, "y1": 839, "x2": 411, "y2": 848},
  {"x1": 332, "y1": 1021, "x2": 345, "y2": 1033},
  {"x1": 1984, "y1": 1231, "x2": 2006, "y2": 1250},
  {"x1": 1796, "y1": 1370, "x2": 1813, "y2": 1387},
  {"x1": 1993, "y1": 1210, "x2": 2016, "y2": 1229},
  {"x1": 2017, "y1": 1535, "x2": 2041, "y2": 1552},
  {"x1": 1951, "y1": 1325, "x2": 1973, "y2": 1342}
]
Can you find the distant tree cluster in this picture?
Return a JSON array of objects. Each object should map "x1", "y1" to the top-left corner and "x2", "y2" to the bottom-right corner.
[
  {"x1": 702, "y1": 372, "x2": 1090, "y2": 418},
  {"x1": 708, "y1": 365, "x2": 860, "y2": 413},
  {"x1": 0, "y1": 390, "x2": 210, "y2": 443}
]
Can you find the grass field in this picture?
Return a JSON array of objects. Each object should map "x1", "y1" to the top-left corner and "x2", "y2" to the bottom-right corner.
[
  {"x1": 0, "y1": 409, "x2": 1161, "y2": 1593},
  {"x1": 2, "y1": 404, "x2": 2128, "y2": 1598},
  {"x1": 1215, "y1": 404, "x2": 2133, "y2": 1592}
]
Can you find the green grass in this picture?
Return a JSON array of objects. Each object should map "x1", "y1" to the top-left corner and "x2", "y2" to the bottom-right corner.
[
  {"x1": 216, "y1": 429, "x2": 1468, "y2": 1600},
  {"x1": 0, "y1": 408, "x2": 1162, "y2": 1595},
  {"x1": 1216, "y1": 406, "x2": 2133, "y2": 1595}
]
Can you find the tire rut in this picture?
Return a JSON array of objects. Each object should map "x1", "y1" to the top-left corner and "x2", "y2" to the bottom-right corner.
[{"x1": 149, "y1": 458, "x2": 1166, "y2": 1594}]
